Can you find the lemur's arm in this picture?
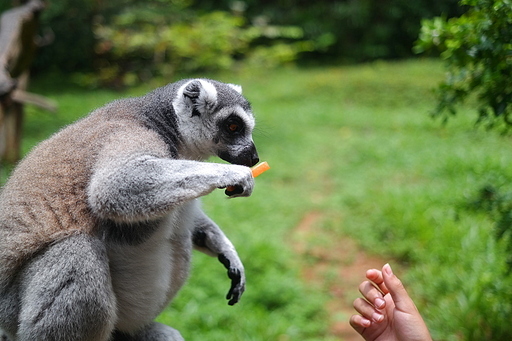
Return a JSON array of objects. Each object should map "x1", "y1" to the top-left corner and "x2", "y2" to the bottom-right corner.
[
  {"x1": 192, "y1": 209, "x2": 245, "y2": 305},
  {"x1": 88, "y1": 154, "x2": 254, "y2": 223}
]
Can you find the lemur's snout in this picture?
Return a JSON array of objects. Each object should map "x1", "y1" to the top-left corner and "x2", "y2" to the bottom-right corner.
[
  {"x1": 241, "y1": 144, "x2": 259, "y2": 167},
  {"x1": 235, "y1": 147, "x2": 259, "y2": 167},
  {"x1": 219, "y1": 143, "x2": 259, "y2": 167}
]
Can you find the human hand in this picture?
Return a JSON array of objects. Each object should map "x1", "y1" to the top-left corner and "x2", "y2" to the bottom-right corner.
[{"x1": 349, "y1": 263, "x2": 432, "y2": 341}]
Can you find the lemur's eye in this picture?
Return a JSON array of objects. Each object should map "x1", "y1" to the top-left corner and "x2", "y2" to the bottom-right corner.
[{"x1": 225, "y1": 116, "x2": 244, "y2": 135}]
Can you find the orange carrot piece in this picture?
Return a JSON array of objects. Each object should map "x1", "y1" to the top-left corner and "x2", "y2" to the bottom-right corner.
[{"x1": 251, "y1": 161, "x2": 270, "y2": 178}]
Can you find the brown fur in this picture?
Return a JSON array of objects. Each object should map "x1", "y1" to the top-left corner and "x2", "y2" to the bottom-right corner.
[{"x1": 0, "y1": 103, "x2": 169, "y2": 279}]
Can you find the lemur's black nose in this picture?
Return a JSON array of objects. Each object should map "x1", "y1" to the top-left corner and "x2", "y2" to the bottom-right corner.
[
  {"x1": 248, "y1": 156, "x2": 259, "y2": 167},
  {"x1": 238, "y1": 153, "x2": 258, "y2": 167}
]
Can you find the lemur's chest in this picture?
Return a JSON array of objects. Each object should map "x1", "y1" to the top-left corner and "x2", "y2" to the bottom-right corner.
[{"x1": 107, "y1": 205, "x2": 195, "y2": 333}]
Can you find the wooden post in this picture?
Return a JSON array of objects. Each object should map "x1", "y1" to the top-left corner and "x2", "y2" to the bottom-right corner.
[
  {"x1": 0, "y1": 0, "x2": 46, "y2": 164},
  {"x1": 0, "y1": 74, "x2": 27, "y2": 163}
]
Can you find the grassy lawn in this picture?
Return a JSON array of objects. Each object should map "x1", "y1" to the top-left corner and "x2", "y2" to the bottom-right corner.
[{"x1": 2, "y1": 59, "x2": 512, "y2": 340}]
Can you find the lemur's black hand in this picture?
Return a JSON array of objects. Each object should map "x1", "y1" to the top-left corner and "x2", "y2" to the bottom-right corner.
[
  {"x1": 218, "y1": 253, "x2": 245, "y2": 305},
  {"x1": 225, "y1": 185, "x2": 244, "y2": 197}
]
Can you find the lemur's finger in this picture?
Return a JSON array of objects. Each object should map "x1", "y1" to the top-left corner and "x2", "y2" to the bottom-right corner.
[
  {"x1": 227, "y1": 288, "x2": 241, "y2": 305},
  {"x1": 227, "y1": 285, "x2": 237, "y2": 305},
  {"x1": 225, "y1": 185, "x2": 244, "y2": 196}
]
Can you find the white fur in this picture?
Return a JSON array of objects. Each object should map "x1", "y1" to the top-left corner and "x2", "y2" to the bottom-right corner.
[
  {"x1": 172, "y1": 81, "x2": 216, "y2": 160},
  {"x1": 228, "y1": 83, "x2": 243, "y2": 94},
  {"x1": 171, "y1": 83, "x2": 189, "y2": 119},
  {"x1": 197, "y1": 79, "x2": 218, "y2": 114},
  {"x1": 172, "y1": 79, "x2": 218, "y2": 118},
  {"x1": 109, "y1": 202, "x2": 196, "y2": 333}
]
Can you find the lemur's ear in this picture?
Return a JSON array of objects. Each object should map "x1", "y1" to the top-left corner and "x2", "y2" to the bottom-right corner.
[
  {"x1": 228, "y1": 83, "x2": 243, "y2": 94},
  {"x1": 183, "y1": 80, "x2": 218, "y2": 117}
]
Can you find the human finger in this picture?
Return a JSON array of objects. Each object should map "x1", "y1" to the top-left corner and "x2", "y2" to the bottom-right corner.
[
  {"x1": 349, "y1": 313, "x2": 371, "y2": 334},
  {"x1": 382, "y1": 263, "x2": 418, "y2": 313},
  {"x1": 359, "y1": 280, "x2": 386, "y2": 310},
  {"x1": 366, "y1": 269, "x2": 389, "y2": 295},
  {"x1": 353, "y1": 297, "x2": 385, "y2": 323}
]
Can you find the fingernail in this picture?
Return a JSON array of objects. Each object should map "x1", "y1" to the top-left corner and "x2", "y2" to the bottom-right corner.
[
  {"x1": 373, "y1": 312, "x2": 384, "y2": 323},
  {"x1": 361, "y1": 318, "x2": 371, "y2": 327},
  {"x1": 383, "y1": 263, "x2": 393, "y2": 276},
  {"x1": 375, "y1": 298, "x2": 385, "y2": 309}
]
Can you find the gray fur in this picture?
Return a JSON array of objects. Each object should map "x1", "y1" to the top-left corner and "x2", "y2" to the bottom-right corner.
[{"x1": 0, "y1": 78, "x2": 259, "y2": 340}]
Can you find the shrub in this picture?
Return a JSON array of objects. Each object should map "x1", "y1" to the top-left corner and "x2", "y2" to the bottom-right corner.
[
  {"x1": 89, "y1": 3, "x2": 315, "y2": 87},
  {"x1": 195, "y1": 0, "x2": 464, "y2": 62},
  {"x1": 415, "y1": 0, "x2": 512, "y2": 128},
  {"x1": 467, "y1": 184, "x2": 512, "y2": 269}
]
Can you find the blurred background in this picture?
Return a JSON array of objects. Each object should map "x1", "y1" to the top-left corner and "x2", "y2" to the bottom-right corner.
[
  {"x1": 1, "y1": 1, "x2": 512, "y2": 340},
  {"x1": 0, "y1": 0, "x2": 465, "y2": 86}
]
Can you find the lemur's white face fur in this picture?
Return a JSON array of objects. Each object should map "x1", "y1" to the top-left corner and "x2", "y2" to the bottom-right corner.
[{"x1": 172, "y1": 79, "x2": 259, "y2": 166}]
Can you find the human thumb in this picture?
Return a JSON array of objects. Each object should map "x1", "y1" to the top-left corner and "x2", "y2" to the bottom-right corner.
[{"x1": 382, "y1": 263, "x2": 418, "y2": 313}]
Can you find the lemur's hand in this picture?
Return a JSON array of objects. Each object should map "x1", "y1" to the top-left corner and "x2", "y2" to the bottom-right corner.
[
  {"x1": 218, "y1": 165, "x2": 254, "y2": 197},
  {"x1": 218, "y1": 253, "x2": 246, "y2": 305}
]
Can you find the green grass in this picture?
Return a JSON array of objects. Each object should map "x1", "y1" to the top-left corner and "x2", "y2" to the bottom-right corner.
[{"x1": 2, "y1": 59, "x2": 512, "y2": 340}]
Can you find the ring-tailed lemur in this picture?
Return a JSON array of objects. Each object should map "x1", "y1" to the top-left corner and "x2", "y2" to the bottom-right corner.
[{"x1": 0, "y1": 79, "x2": 259, "y2": 341}]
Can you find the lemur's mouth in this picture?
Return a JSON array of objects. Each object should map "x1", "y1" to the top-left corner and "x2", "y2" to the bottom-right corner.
[{"x1": 218, "y1": 146, "x2": 259, "y2": 167}]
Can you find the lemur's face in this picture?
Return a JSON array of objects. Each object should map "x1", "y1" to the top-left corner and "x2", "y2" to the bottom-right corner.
[
  {"x1": 214, "y1": 106, "x2": 259, "y2": 167},
  {"x1": 174, "y1": 79, "x2": 259, "y2": 166}
]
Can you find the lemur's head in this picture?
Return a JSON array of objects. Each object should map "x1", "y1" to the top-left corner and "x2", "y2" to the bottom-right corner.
[{"x1": 172, "y1": 79, "x2": 259, "y2": 167}]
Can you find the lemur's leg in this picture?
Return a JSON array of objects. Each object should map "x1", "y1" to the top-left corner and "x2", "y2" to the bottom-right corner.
[
  {"x1": 112, "y1": 322, "x2": 184, "y2": 341},
  {"x1": 16, "y1": 234, "x2": 116, "y2": 341},
  {"x1": 88, "y1": 157, "x2": 254, "y2": 222},
  {"x1": 192, "y1": 208, "x2": 245, "y2": 305}
]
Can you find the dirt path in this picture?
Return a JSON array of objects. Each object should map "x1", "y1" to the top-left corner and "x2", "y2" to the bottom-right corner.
[{"x1": 294, "y1": 211, "x2": 386, "y2": 341}]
